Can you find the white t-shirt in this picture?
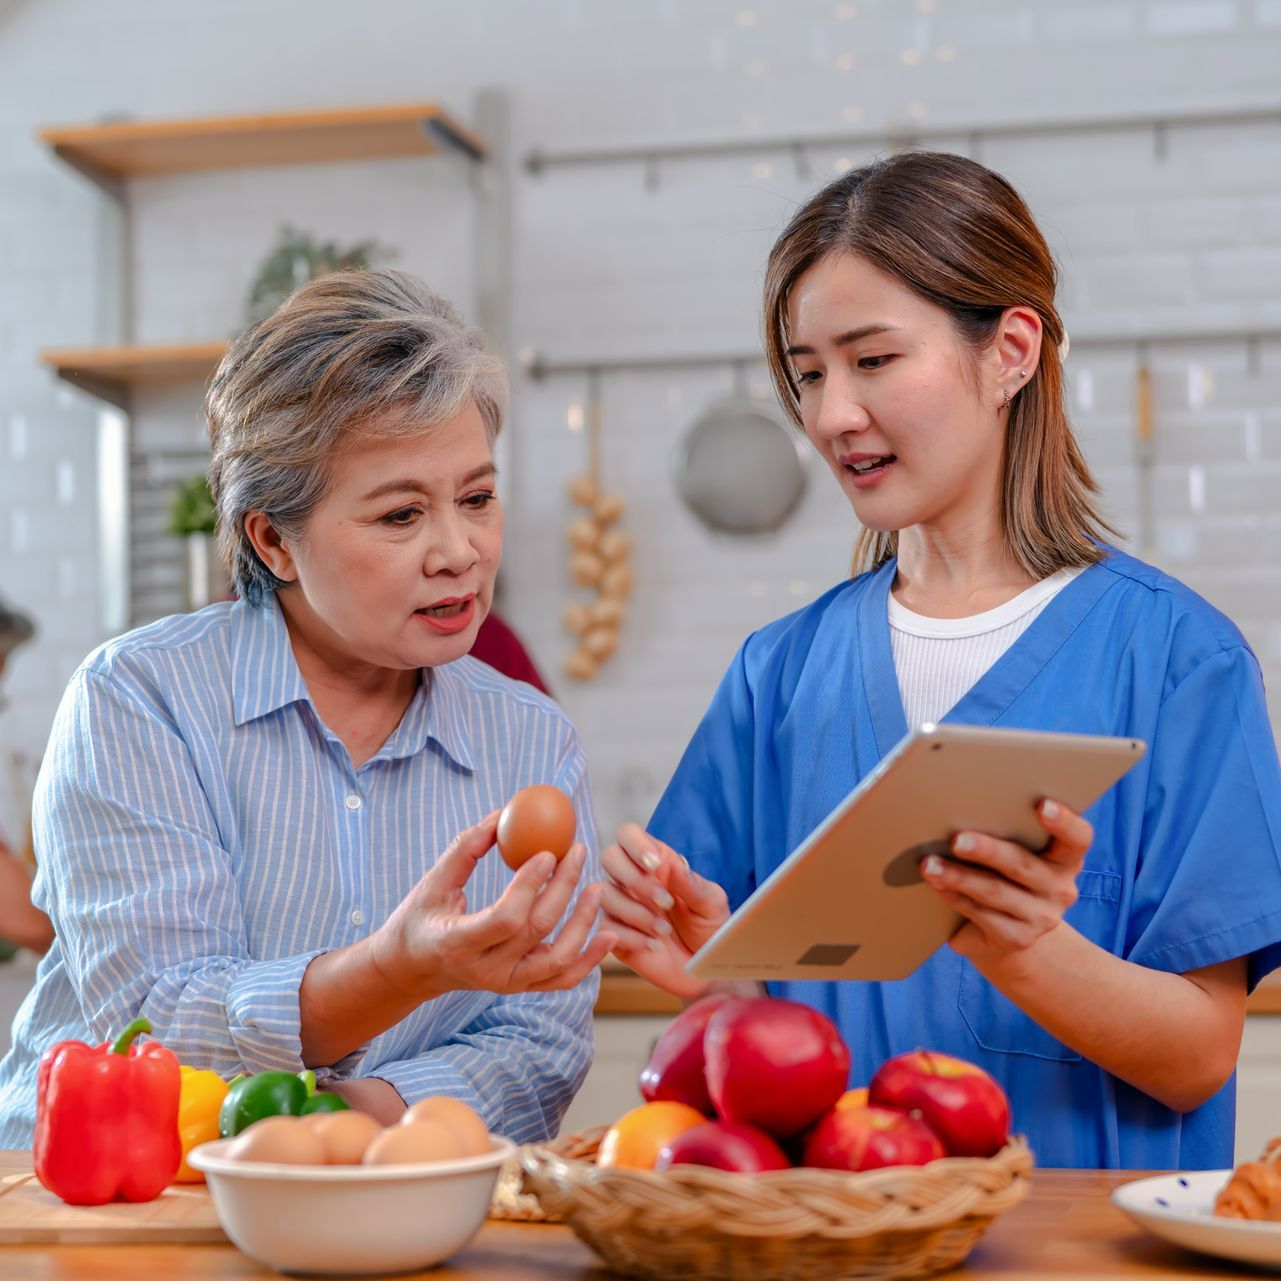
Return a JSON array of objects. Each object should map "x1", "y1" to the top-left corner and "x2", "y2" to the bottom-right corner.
[{"x1": 888, "y1": 568, "x2": 1084, "y2": 728}]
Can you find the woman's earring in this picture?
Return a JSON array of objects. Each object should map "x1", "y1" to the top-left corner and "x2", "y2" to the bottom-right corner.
[{"x1": 1001, "y1": 387, "x2": 1011, "y2": 411}]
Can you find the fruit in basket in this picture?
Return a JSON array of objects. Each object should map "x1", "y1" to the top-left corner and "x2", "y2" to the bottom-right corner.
[
  {"x1": 802, "y1": 1104, "x2": 945, "y2": 1172},
  {"x1": 704, "y1": 997, "x2": 851, "y2": 1138},
  {"x1": 639, "y1": 993, "x2": 740, "y2": 1114},
  {"x1": 496, "y1": 785, "x2": 576, "y2": 870},
  {"x1": 597, "y1": 1101, "x2": 707, "y2": 1170},
  {"x1": 869, "y1": 1050, "x2": 1010, "y2": 1157},
  {"x1": 656, "y1": 1119, "x2": 791, "y2": 1173},
  {"x1": 835, "y1": 1087, "x2": 869, "y2": 1111}
]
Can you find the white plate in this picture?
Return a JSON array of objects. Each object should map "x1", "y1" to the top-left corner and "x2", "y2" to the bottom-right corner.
[{"x1": 1112, "y1": 1170, "x2": 1281, "y2": 1270}]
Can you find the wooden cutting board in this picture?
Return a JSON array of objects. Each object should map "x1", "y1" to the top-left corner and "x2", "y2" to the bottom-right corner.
[{"x1": 0, "y1": 1152, "x2": 227, "y2": 1244}]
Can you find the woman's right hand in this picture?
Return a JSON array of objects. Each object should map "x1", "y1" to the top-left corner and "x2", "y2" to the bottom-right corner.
[
  {"x1": 371, "y1": 811, "x2": 615, "y2": 1000},
  {"x1": 600, "y1": 823, "x2": 730, "y2": 999}
]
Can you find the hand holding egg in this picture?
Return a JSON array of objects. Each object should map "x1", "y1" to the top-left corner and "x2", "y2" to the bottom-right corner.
[{"x1": 368, "y1": 806, "x2": 615, "y2": 1001}]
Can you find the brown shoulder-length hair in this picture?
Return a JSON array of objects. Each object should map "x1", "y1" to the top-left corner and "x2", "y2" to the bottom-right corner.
[{"x1": 763, "y1": 150, "x2": 1117, "y2": 579}]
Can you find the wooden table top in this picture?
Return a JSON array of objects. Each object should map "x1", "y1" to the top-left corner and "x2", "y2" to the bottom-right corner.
[{"x1": 0, "y1": 1152, "x2": 1260, "y2": 1279}]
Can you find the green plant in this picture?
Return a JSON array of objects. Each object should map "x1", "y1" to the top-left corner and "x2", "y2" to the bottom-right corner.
[
  {"x1": 168, "y1": 475, "x2": 217, "y2": 537},
  {"x1": 245, "y1": 225, "x2": 397, "y2": 326}
]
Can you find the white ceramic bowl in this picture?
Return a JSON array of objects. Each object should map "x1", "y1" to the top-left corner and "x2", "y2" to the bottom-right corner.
[{"x1": 188, "y1": 1134, "x2": 515, "y2": 1276}]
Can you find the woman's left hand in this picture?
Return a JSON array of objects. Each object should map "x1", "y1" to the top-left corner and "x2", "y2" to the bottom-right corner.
[{"x1": 920, "y1": 798, "x2": 1093, "y2": 966}]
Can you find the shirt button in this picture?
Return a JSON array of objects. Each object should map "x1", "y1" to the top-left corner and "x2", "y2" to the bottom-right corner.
[
  {"x1": 344, "y1": 793, "x2": 362, "y2": 811},
  {"x1": 350, "y1": 908, "x2": 365, "y2": 927}
]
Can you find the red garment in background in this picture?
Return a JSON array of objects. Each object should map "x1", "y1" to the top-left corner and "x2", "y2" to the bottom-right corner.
[{"x1": 470, "y1": 611, "x2": 552, "y2": 696}]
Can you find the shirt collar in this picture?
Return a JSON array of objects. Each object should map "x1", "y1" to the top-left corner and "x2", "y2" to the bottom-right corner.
[
  {"x1": 230, "y1": 594, "x2": 476, "y2": 773},
  {"x1": 230, "y1": 595, "x2": 311, "y2": 727},
  {"x1": 377, "y1": 662, "x2": 476, "y2": 772}
]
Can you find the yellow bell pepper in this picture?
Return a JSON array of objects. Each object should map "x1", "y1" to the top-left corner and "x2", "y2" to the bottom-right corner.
[{"x1": 175, "y1": 1065, "x2": 230, "y2": 1183}]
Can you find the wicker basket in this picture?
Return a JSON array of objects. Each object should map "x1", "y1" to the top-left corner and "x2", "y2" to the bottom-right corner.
[{"x1": 519, "y1": 1125, "x2": 1033, "y2": 1281}]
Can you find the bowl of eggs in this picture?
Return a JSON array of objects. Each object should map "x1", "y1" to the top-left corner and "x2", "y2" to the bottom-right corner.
[{"x1": 188, "y1": 1096, "x2": 512, "y2": 1276}]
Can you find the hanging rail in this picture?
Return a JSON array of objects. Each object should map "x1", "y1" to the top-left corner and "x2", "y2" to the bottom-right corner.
[
  {"x1": 524, "y1": 324, "x2": 1281, "y2": 382},
  {"x1": 525, "y1": 103, "x2": 1281, "y2": 174}
]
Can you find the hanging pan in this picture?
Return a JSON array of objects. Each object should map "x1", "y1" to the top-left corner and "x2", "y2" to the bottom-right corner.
[{"x1": 673, "y1": 395, "x2": 809, "y2": 536}]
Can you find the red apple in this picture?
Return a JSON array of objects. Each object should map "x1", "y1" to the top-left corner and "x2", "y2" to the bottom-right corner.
[
  {"x1": 639, "y1": 993, "x2": 740, "y2": 1115},
  {"x1": 868, "y1": 1051, "x2": 1011, "y2": 1158},
  {"x1": 656, "y1": 1120, "x2": 791, "y2": 1173},
  {"x1": 704, "y1": 997, "x2": 851, "y2": 1138},
  {"x1": 802, "y1": 1105, "x2": 945, "y2": 1172}
]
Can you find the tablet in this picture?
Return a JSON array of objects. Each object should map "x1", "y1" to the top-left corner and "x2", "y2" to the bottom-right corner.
[{"x1": 685, "y1": 723, "x2": 1146, "y2": 984}]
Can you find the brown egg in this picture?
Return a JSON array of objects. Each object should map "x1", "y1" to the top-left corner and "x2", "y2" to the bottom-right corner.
[
  {"x1": 402, "y1": 1096, "x2": 491, "y2": 1156},
  {"x1": 496, "y1": 785, "x2": 576, "y2": 872},
  {"x1": 309, "y1": 1110, "x2": 385, "y2": 1165},
  {"x1": 363, "y1": 1119, "x2": 468, "y2": 1166},
  {"x1": 227, "y1": 1115, "x2": 327, "y2": 1165}
]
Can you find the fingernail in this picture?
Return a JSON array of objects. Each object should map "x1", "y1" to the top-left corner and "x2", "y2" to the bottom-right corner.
[
  {"x1": 1042, "y1": 799, "x2": 1060, "y2": 820},
  {"x1": 679, "y1": 855, "x2": 690, "y2": 870},
  {"x1": 639, "y1": 850, "x2": 661, "y2": 872},
  {"x1": 654, "y1": 888, "x2": 675, "y2": 910},
  {"x1": 953, "y1": 833, "x2": 975, "y2": 853},
  {"x1": 923, "y1": 855, "x2": 943, "y2": 877},
  {"x1": 646, "y1": 938, "x2": 662, "y2": 951},
  {"x1": 653, "y1": 918, "x2": 672, "y2": 936}
]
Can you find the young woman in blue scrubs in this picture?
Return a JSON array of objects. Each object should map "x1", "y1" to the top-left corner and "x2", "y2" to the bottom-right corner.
[{"x1": 601, "y1": 151, "x2": 1281, "y2": 1170}]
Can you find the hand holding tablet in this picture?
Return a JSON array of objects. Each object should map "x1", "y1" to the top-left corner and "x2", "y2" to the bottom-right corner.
[{"x1": 684, "y1": 724, "x2": 1145, "y2": 984}]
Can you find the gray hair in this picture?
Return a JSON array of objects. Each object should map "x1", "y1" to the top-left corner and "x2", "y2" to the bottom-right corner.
[
  {"x1": 206, "y1": 269, "x2": 509, "y2": 606},
  {"x1": 0, "y1": 600, "x2": 34, "y2": 660}
]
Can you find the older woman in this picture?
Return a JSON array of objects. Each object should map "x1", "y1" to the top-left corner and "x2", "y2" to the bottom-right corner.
[{"x1": 0, "y1": 270, "x2": 613, "y2": 1146}]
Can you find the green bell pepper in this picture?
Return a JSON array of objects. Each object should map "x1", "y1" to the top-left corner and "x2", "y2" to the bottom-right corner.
[
  {"x1": 300, "y1": 1092, "x2": 350, "y2": 1116},
  {"x1": 219, "y1": 1069, "x2": 340, "y2": 1137}
]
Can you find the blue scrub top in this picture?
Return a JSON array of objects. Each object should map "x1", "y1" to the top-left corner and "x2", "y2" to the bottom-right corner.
[{"x1": 649, "y1": 548, "x2": 1281, "y2": 1170}]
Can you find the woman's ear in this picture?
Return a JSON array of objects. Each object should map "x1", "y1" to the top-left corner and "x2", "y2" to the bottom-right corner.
[
  {"x1": 994, "y1": 305, "x2": 1044, "y2": 408},
  {"x1": 243, "y1": 512, "x2": 297, "y2": 583}
]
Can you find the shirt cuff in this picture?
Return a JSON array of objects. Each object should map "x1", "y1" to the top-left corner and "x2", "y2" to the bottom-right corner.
[
  {"x1": 365, "y1": 1057, "x2": 482, "y2": 1115},
  {"x1": 224, "y1": 949, "x2": 368, "y2": 1078}
]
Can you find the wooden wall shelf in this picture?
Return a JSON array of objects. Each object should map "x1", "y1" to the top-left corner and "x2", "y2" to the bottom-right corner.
[
  {"x1": 39, "y1": 341, "x2": 229, "y2": 410},
  {"x1": 39, "y1": 103, "x2": 486, "y2": 190}
]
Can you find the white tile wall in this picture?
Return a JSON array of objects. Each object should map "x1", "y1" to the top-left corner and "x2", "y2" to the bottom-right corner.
[{"x1": 0, "y1": 0, "x2": 1278, "y2": 854}]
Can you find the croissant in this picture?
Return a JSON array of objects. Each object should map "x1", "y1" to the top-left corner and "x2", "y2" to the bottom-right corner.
[{"x1": 1214, "y1": 1138, "x2": 1281, "y2": 1220}]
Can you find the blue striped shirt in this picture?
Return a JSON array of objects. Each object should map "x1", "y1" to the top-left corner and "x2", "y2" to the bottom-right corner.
[{"x1": 0, "y1": 595, "x2": 600, "y2": 1147}]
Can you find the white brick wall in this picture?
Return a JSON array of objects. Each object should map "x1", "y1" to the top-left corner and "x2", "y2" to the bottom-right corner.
[{"x1": 0, "y1": 0, "x2": 1279, "y2": 846}]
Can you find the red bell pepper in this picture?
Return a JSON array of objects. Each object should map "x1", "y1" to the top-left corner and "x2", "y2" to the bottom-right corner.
[{"x1": 34, "y1": 1015, "x2": 182, "y2": 1206}]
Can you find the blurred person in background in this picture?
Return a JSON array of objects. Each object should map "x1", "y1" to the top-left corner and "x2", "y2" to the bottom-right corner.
[
  {"x1": 601, "y1": 152, "x2": 1281, "y2": 1171},
  {"x1": 0, "y1": 600, "x2": 53, "y2": 955},
  {"x1": 0, "y1": 271, "x2": 614, "y2": 1147}
]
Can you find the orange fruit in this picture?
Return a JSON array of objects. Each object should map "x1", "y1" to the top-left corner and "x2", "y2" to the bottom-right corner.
[
  {"x1": 835, "y1": 1087, "x2": 869, "y2": 1111},
  {"x1": 597, "y1": 1101, "x2": 707, "y2": 1170}
]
